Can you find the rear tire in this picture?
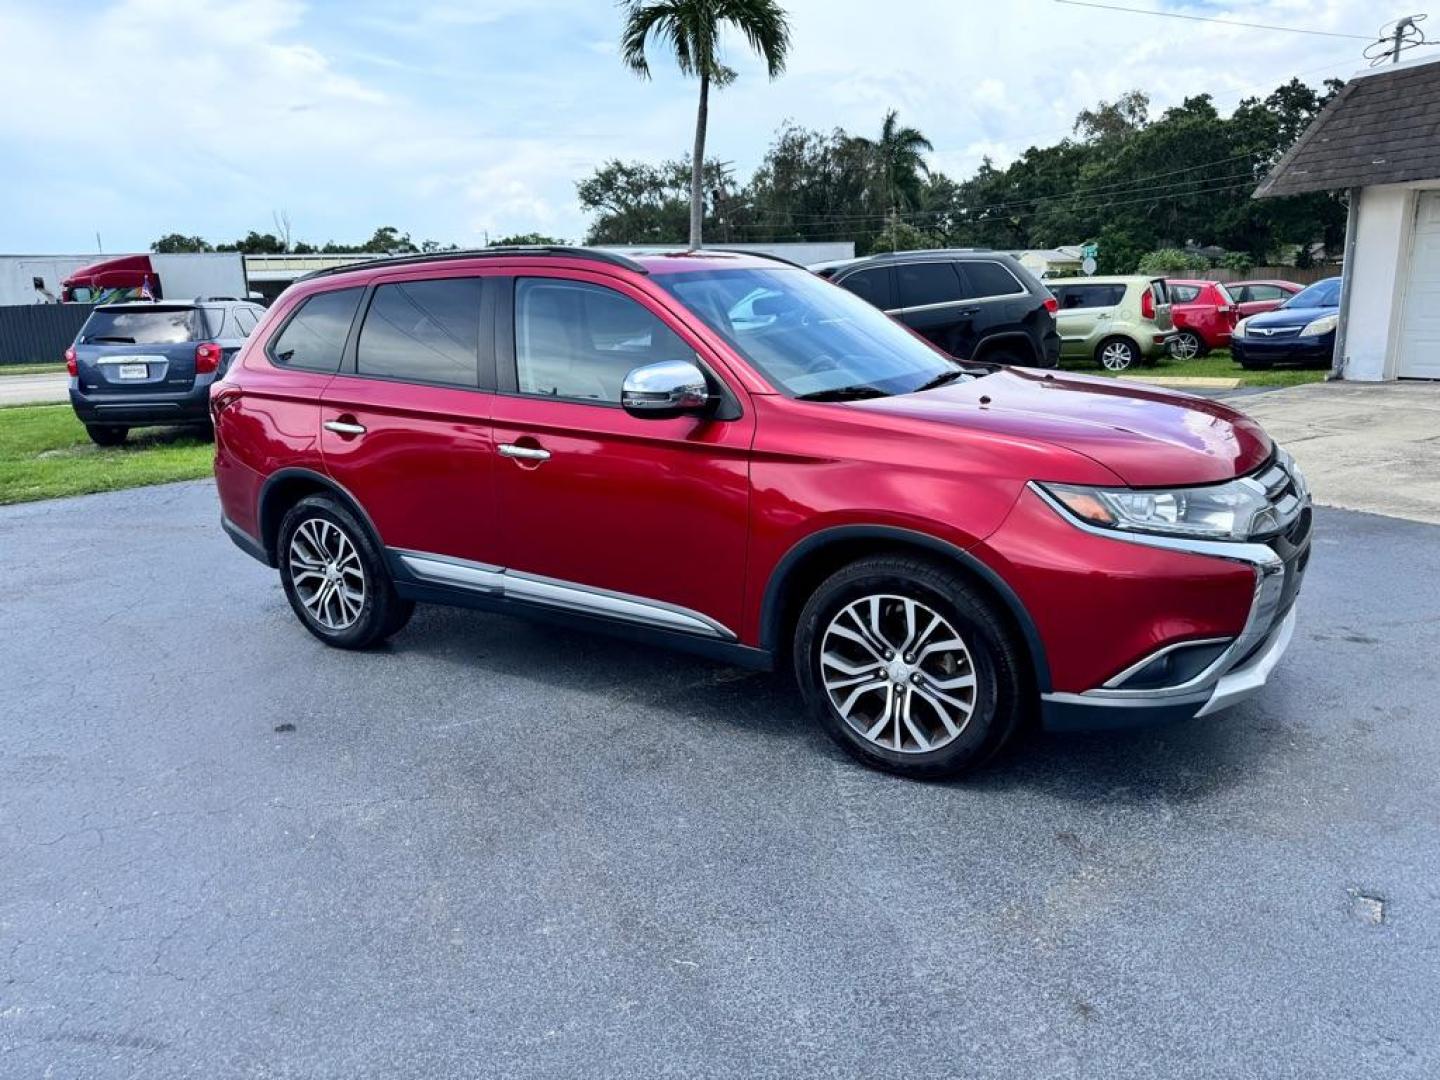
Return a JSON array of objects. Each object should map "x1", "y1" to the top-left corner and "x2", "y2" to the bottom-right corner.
[
  {"x1": 1097, "y1": 337, "x2": 1139, "y2": 372},
  {"x1": 793, "y1": 555, "x2": 1026, "y2": 779},
  {"x1": 277, "y1": 494, "x2": 414, "y2": 650},
  {"x1": 1172, "y1": 330, "x2": 1206, "y2": 360},
  {"x1": 85, "y1": 424, "x2": 128, "y2": 447}
]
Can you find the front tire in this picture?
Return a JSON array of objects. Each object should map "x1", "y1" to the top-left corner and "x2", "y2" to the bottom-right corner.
[
  {"x1": 278, "y1": 495, "x2": 414, "y2": 649},
  {"x1": 85, "y1": 424, "x2": 128, "y2": 446},
  {"x1": 1097, "y1": 337, "x2": 1139, "y2": 372},
  {"x1": 793, "y1": 555, "x2": 1026, "y2": 779}
]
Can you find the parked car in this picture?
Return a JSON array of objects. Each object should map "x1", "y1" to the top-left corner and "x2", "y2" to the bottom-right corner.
[
  {"x1": 1048, "y1": 276, "x2": 1177, "y2": 371},
  {"x1": 1231, "y1": 277, "x2": 1342, "y2": 370},
  {"x1": 213, "y1": 248, "x2": 1311, "y2": 779},
  {"x1": 1165, "y1": 279, "x2": 1239, "y2": 359},
  {"x1": 67, "y1": 298, "x2": 266, "y2": 445},
  {"x1": 811, "y1": 250, "x2": 1060, "y2": 367},
  {"x1": 1228, "y1": 279, "x2": 1304, "y2": 318}
]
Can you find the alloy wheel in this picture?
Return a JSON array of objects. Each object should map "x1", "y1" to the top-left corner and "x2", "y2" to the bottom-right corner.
[
  {"x1": 819, "y1": 594, "x2": 978, "y2": 754},
  {"x1": 1100, "y1": 342, "x2": 1136, "y2": 371},
  {"x1": 1172, "y1": 332, "x2": 1201, "y2": 360},
  {"x1": 288, "y1": 517, "x2": 366, "y2": 630}
]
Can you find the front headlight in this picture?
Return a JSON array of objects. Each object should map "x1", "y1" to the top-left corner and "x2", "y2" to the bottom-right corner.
[
  {"x1": 1233, "y1": 317, "x2": 1250, "y2": 338},
  {"x1": 1299, "y1": 313, "x2": 1338, "y2": 337},
  {"x1": 1039, "y1": 479, "x2": 1278, "y2": 541}
]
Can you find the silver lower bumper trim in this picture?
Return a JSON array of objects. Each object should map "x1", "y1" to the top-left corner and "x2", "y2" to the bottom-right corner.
[{"x1": 1194, "y1": 607, "x2": 1296, "y2": 718}]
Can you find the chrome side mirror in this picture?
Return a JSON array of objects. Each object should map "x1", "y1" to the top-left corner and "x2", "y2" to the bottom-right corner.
[{"x1": 621, "y1": 359, "x2": 713, "y2": 419}]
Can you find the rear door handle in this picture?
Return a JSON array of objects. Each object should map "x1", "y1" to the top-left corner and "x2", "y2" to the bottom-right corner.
[
  {"x1": 324, "y1": 419, "x2": 367, "y2": 436},
  {"x1": 498, "y1": 443, "x2": 550, "y2": 462}
]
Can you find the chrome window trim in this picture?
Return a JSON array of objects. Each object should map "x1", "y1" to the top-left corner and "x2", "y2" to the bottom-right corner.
[{"x1": 392, "y1": 549, "x2": 736, "y2": 641}]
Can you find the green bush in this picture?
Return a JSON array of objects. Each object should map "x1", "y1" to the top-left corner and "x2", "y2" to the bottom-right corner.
[{"x1": 1136, "y1": 248, "x2": 1211, "y2": 276}]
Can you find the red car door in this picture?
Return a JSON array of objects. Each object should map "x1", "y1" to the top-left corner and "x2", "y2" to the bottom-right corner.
[
  {"x1": 320, "y1": 271, "x2": 498, "y2": 565},
  {"x1": 489, "y1": 271, "x2": 755, "y2": 638}
]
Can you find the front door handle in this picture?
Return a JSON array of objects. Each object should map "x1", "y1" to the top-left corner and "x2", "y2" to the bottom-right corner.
[
  {"x1": 498, "y1": 443, "x2": 551, "y2": 462},
  {"x1": 324, "y1": 419, "x2": 367, "y2": 436}
]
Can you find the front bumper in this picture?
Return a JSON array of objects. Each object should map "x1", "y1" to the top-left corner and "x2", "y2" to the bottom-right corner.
[{"x1": 1231, "y1": 333, "x2": 1335, "y2": 368}]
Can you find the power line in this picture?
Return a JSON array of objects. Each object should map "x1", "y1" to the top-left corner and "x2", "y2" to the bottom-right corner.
[{"x1": 1051, "y1": 0, "x2": 1374, "y2": 40}]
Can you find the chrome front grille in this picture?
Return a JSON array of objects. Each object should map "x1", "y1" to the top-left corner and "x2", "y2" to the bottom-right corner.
[{"x1": 1242, "y1": 450, "x2": 1309, "y2": 540}]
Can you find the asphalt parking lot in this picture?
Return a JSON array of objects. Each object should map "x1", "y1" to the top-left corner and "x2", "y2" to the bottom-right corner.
[{"x1": 3, "y1": 481, "x2": 1438, "y2": 1078}]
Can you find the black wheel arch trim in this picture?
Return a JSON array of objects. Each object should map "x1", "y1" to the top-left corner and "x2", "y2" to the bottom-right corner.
[
  {"x1": 970, "y1": 331, "x2": 1041, "y2": 364},
  {"x1": 256, "y1": 467, "x2": 386, "y2": 566},
  {"x1": 758, "y1": 524, "x2": 1052, "y2": 693}
]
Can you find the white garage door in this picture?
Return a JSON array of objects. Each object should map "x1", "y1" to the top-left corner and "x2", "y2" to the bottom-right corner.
[{"x1": 1397, "y1": 191, "x2": 1440, "y2": 379}]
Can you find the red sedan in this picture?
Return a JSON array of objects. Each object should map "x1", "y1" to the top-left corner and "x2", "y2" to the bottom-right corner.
[
  {"x1": 1166, "y1": 279, "x2": 1239, "y2": 359},
  {"x1": 1228, "y1": 279, "x2": 1304, "y2": 318}
]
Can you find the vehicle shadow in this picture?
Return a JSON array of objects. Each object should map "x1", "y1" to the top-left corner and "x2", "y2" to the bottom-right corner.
[{"x1": 389, "y1": 603, "x2": 1296, "y2": 807}]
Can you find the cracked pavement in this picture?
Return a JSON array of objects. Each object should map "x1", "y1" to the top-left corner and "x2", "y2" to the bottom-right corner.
[{"x1": 2, "y1": 480, "x2": 1438, "y2": 1078}]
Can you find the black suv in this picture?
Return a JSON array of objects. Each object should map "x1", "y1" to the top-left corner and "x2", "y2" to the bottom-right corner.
[
  {"x1": 812, "y1": 250, "x2": 1060, "y2": 367},
  {"x1": 67, "y1": 298, "x2": 266, "y2": 445}
]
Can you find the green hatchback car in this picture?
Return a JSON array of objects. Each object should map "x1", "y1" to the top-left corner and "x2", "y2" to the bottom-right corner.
[{"x1": 1048, "y1": 277, "x2": 1177, "y2": 371}]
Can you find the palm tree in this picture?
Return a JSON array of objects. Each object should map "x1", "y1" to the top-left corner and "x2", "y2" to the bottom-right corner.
[
  {"x1": 621, "y1": 0, "x2": 790, "y2": 248},
  {"x1": 852, "y1": 109, "x2": 934, "y2": 216}
]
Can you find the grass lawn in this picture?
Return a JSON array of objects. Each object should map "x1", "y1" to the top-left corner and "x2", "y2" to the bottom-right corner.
[
  {"x1": 0, "y1": 405, "x2": 212, "y2": 505},
  {"x1": 1, "y1": 362, "x2": 68, "y2": 376},
  {"x1": 1061, "y1": 349, "x2": 1328, "y2": 388}
]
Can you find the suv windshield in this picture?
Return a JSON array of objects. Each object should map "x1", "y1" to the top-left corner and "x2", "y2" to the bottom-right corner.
[
  {"x1": 79, "y1": 307, "x2": 197, "y2": 345},
  {"x1": 657, "y1": 267, "x2": 965, "y2": 399},
  {"x1": 1284, "y1": 279, "x2": 1341, "y2": 309}
]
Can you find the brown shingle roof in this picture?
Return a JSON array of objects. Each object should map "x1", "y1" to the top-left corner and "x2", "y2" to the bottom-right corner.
[{"x1": 1254, "y1": 56, "x2": 1440, "y2": 198}]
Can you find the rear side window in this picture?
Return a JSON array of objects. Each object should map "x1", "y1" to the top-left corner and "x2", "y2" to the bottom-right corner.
[
  {"x1": 958, "y1": 261, "x2": 1024, "y2": 299},
  {"x1": 1168, "y1": 284, "x2": 1201, "y2": 303},
  {"x1": 232, "y1": 308, "x2": 258, "y2": 337},
  {"x1": 514, "y1": 278, "x2": 692, "y2": 404},
  {"x1": 356, "y1": 278, "x2": 482, "y2": 387},
  {"x1": 268, "y1": 287, "x2": 363, "y2": 372},
  {"x1": 1052, "y1": 284, "x2": 1125, "y2": 309},
  {"x1": 80, "y1": 308, "x2": 197, "y2": 345},
  {"x1": 838, "y1": 267, "x2": 896, "y2": 310},
  {"x1": 896, "y1": 262, "x2": 963, "y2": 308}
]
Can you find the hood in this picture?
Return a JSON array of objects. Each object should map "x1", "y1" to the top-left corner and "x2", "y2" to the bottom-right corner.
[
  {"x1": 847, "y1": 367, "x2": 1272, "y2": 487},
  {"x1": 1247, "y1": 304, "x2": 1335, "y2": 331}
]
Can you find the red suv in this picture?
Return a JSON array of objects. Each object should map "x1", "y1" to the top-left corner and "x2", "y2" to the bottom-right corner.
[
  {"x1": 1166, "y1": 279, "x2": 1239, "y2": 359},
  {"x1": 212, "y1": 248, "x2": 1311, "y2": 778}
]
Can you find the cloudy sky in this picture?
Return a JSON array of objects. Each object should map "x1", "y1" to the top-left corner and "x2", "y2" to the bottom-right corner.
[{"x1": 0, "y1": 0, "x2": 1393, "y2": 253}]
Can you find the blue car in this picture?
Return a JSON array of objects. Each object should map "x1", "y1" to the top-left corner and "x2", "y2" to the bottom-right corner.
[
  {"x1": 68, "y1": 299, "x2": 265, "y2": 445},
  {"x1": 1230, "y1": 276, "x2": 1340, "y2": 370}
]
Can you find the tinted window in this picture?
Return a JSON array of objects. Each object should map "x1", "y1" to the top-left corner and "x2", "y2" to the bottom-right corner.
[
  {"x1": 1151, "y1": 280, "x2": 1170, "y2": 305},
  {"x1": 896, "y1": 262, "x2": 963, "y2": 308},
  {"x1": 1286, "y1": 279, "x2": 1341, "y2": 309},
  {"x1": 838, "y1": 267, "x2": 895, "y2": 309},
  {"x1": 79, "y1": 307, "x2": 197, "y2": 345},
  {"x1": 515, "y1": 278, "x2": 692, "y2": 403},
  {"x1": 959, "y1": 260, "x2": 1024, "y2": 299},
  {"x1": 1052, "y1": 284, "x2": 1125, "y2": 309},
  {"x1": 269, "y1": 287, "x2": 363, "y2": 372},
  {"x1": 357, "y1": 278, "x2": 482, "y2": 387},
  {"x1": 1169, "y1": 284, "x2": 1201, "y2": 303}
]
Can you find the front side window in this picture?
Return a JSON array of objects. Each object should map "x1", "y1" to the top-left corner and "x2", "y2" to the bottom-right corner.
[
  {"x1": 839, "y1": 267, "x2": 896, "y2": 310},
  {"x1": 79, "y1": 307, "x2": 197, "y2": 345},
  {"x1": 357, "y1": 278, "x2": 482, "y2": 387},
  {"x1": 1245, "y1": 285, "x2": 1282, "y2": 302},
  {"x1": 657, "y1": 266, "x2": 964, "y2": 400},
  {"x1": 514, "y1": 278, "x2": 692, "y2": 403},
  {"x1": 958, "y1": 261, "x2": 1024, "y2": 299},
  {"x1": 269, "y1": 287, "x2": 363, "y2": 372},
  {"x1": 896, "y1": 262, "x2": 963, "y2": 308}
]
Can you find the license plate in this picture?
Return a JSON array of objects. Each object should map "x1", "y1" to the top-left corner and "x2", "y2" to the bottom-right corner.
[{"x1": 117, "y1": 363, "x2": 148, "y2": 380}]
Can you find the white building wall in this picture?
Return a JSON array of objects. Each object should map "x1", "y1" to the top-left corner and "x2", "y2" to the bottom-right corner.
[{"x1": 1343, "y1": 185, "x2": 1413, "y2": 381}]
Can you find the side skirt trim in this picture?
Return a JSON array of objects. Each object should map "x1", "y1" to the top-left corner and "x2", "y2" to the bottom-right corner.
[{"x1": 390, "y1": 549, "x2": 738, "y2": 641}]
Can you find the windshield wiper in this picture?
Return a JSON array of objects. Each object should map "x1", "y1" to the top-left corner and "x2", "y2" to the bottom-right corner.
[
  {"x1": 912, "y1": 368, "x2": 969, "y2": 392},
  {"x1": 796, "y1": 385, "x2": 891, "y2": 402}
]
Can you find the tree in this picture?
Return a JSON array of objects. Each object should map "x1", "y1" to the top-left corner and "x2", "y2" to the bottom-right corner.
[
  {"x1": 151, "y1": 234, "x2": 213, "y2": 253},
  {"x1": 215, "y1": 231, "x2": 286, "y2": 254},
  {"x1": 488, "y1": 233, "x2": 568, "y2": 246},
  {"x1": 1137, "y1": 248, "x2": 1210, "y2": 275},
  {"x1": 620, "y1": 0, "x2": 790, "y2": 248},
  {"x1": 850, "y1": 109, "x2": 933, "y2": 217},
  {"x1": 1074, "y1": 91, "x2": 1150, "y2": 142}
]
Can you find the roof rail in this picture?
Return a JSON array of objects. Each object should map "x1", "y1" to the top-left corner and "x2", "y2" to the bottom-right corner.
[
  {"x1": 296, "y1": 246, "x2": 649, "y2": 282},
  {"x1": 704, "y1": 247, "x2": 805, "y2": 268}
]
